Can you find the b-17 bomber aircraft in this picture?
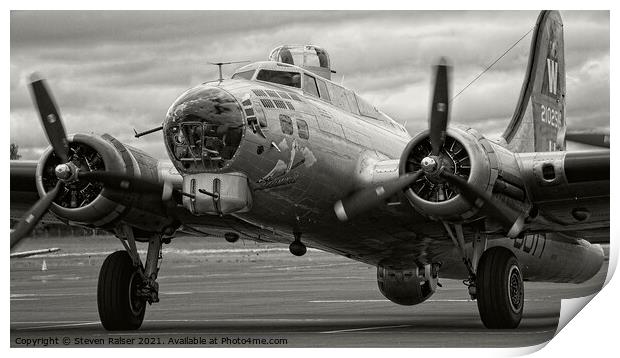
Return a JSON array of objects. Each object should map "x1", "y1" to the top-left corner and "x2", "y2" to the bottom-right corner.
[{"x1": 10, "y1": 10, "x2": 609, "y2": 330}]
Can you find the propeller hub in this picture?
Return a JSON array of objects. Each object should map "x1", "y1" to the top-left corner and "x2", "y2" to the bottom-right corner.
[
  {"x1": 54, "y1": 162, "x2": 77, "y2": 182},
  {"x1": 421, "y1": 156, "x2": 439, "y2": 173}
]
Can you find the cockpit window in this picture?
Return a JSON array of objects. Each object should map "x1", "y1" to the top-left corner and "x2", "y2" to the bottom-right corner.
[
  {"x1": 303, "y1": 74, "x2": 319, "y2": 97},
  {"x1": 232, "y1": 70, "x2": 255, "y2": 80},
  {"x1": 316, "y1": 78, "x2": 331, "y2": 101},
  {"x1": 256, "y1": 70, "x2": 301, "y2": 88}
]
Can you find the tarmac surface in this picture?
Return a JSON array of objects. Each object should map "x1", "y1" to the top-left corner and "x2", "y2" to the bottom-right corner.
[{"x1": 10, "y1": 236, "x2": 608, "y2": 348}]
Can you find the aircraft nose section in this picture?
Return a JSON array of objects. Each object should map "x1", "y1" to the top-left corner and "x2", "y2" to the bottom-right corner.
[
  {"x1": 167, "y1": 86, "x2": 244, "y2": 128},
  {"x1": 164, "y1": 85, "x2": 245, "y2": 172}
]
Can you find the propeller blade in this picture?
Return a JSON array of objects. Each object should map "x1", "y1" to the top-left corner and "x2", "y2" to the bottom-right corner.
[
  {"x1": 441, "y1": 172, "x2": 524, "y2": 237},
  {"x1": 429, "y1": 58, "x2": 450, "y2": 156},
  {"x1": 10, "y1": 181, "x2": 63, "y2": 249},
  {"x1": 78, "y1": 171, "x2": 165, "y2": 195},
  {"x1": 29, "y1": 75, "x2": 70, "y2": 163},
  {"x1": 334, "y1": 170, "x2": 424, "y2": 221}
]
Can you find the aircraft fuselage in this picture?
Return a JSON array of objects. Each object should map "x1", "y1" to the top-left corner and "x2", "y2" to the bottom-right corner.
[{"x1": 162, "y1": 75, "x2": 430, "y2": 266}]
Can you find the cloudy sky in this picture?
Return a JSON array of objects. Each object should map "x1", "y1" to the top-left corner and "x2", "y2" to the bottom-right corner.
[{"x1": 10, "y1": 10, "x2": 609, "y2": 160}]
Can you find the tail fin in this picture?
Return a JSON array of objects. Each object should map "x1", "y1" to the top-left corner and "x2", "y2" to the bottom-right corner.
[{"x1": 502, "y1": 10, "x2": 566, "y2": 153}]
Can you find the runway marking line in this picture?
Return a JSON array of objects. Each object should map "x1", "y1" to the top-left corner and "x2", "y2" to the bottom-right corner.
[
  {"x1": 12, "y1": 320, "x2": 93, "y2": 324},
  {"x1": 310, "y1": 299, "x2": 388, "y2": 303},
  {"x1": 355, "y1": 329, "x2": 557, "y2": 335},
  {"x1": 161, "y1": 291, "x2": 194, "y2": 295},
  {"x1": 274, "y1": 263, "x2": 361, "y2": 271},
  {"x1": 309, "y1": 299, "x2": 474, "y2": 303},
  {"x1": 308, "y1": 299, "x2": 546, "y2": 303},
  {"x1": 13, "y1": 318, "x2": 330, "y2": 328},
  {"x1": 139, "y1": 318, "x2": 330, "y2": 322},
  {"x1": 321, "y1": 324, "x2": 411, "y2": 334},
  {"x1": 16, "y1": 321, "x2": 101, "y2": 331},
  {"x1": 254, "y1": 262, "x2": 360, "y2": 270},
  {"x1": 11, "y1": 292, "x2": 92, "y2": 298}
]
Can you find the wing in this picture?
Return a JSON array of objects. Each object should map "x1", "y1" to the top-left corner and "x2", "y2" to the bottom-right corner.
[
  {"x1": 10, "y1": 156, "x2": 278, "y2": 245},
  {"x1": 10, "y1": 152, "x2": 182, "y2": 219},
  {"x1": 516, "y1": 149, "x2": 609, "y2": 240},
  {"x1": 10, "y1": 160, "x2": 44, "y2": 220},
  {"x1": 566, "y1": 128, "x2": 610, "y2": 148}
]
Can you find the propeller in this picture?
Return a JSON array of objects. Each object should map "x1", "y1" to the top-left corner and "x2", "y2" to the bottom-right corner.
[
  {"x1": 441, "y1": 172, "x2": 524, "y2": 236},
  {"x1": 333, "y1": 58, "x2": 525, "y2": 237},
  {"x1": 10, "y1": 76, "x2": 171, "y2": 249},
  {"x1": 334, "y1": 171, "x2": 423, "y2": 221},
  {"x1": 10, "y1": 181, "x2": 63, "y2": 249},
  {"x1": 29, "y1": 74, "x2": 70, "y2": 163},
  {"x1": 429, "y1": 58, "x2": 450, "y2": 156}
]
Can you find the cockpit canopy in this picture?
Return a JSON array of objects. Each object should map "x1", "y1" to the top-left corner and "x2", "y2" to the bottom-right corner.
[
  {"x1": 268, "y1": 45, "x2": 332, "y2": 80},
  {"x1": 231, "y1": 61, "x2": 408, "y2": 135}
]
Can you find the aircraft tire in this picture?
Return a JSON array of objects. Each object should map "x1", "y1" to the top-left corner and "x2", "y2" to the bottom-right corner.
[
  {"x1": 476, "y1": 247, "x2": 523, "y2": 329},
  {"x1": 97, "y1": 250, "x2": 146, "y2": 330}
]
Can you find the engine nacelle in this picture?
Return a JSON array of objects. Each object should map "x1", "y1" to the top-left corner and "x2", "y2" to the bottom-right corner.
[
  {"x1": 35, "y1": 133, "x2": 176, "y2": 237},
  {"x1": 377, "y1": 265, "x2": 439, "y2": 305},
  {"x1": 399, "y1": 126, "x2": 526, "y2": 223}
]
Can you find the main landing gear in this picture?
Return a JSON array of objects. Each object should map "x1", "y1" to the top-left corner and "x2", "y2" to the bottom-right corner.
[
  {"x1": 443, "y1": 223, "x2": 524, "y2": 328},
  {"x1": 476, "y1": 247, "x2": 524, "y2": 328},
  {"x1": 97, "y1": 226, "x2": 163, "y2": 330}
]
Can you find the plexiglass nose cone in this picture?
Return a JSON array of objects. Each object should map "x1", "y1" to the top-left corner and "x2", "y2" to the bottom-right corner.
[{"x1": 163, "y1": 86, "x2": 245, "y2": 172}]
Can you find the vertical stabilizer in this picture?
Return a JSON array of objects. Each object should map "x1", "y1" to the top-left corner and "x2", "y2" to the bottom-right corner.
[{"x1": 502, "y1": 10, "x2": 566, "y2": 152}]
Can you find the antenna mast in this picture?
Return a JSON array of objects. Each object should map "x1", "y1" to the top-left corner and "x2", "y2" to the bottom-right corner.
[{"x1": 208, "y1": 60, "x2": 251, "y2": 81}]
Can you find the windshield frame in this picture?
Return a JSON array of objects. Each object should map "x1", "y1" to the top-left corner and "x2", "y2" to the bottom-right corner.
[
  {"x1": 231, "y1": 69, "x2": 256, "y2": 80},
  {"x1": 255, "y1": 69, "x2": 302, "y2": 89}
]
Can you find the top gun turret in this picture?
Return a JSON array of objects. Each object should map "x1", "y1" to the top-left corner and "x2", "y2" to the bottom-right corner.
[{"x1": 268, "y1": 44, "x2": 334, "y2": 80}]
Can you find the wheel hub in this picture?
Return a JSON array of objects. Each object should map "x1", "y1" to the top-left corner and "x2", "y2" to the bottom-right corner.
[
  {"x1": 128, "y1": 271, "x2": 146, "y2": 315},
  {"x1": 508, "y1": 266, "x2": 523, "y2": 312}
]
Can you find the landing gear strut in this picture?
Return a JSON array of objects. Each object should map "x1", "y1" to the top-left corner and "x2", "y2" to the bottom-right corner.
[
  {"x1": 289, "y1": 231, "x2": 307, "y2": 256},
  {"x1": 442, "y1": 222, "x2": 478, "y2": 296},
  {"x1": 443, "y1": 222, "x2": 524, "y2": 328},
  {"x1": 97, "y1": 226, "x2": 163, "y2": 330}
]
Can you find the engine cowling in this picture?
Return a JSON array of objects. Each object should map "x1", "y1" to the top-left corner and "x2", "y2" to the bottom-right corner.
[
  {"x1": 399, "y1": 126, "x2": 525, "y2": 223},
  {"x1": 35, "y1": 133, "x2": 176, "y2": 237},
  {"x1": 377, "y1": 265, "x2": 439, "y2": 305}
]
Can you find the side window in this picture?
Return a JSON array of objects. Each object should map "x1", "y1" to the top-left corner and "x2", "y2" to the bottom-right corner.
[
  {"x1": 345, "y1": 90, "x2": 360, "y2": 115},
  {"x1": 297, "y1": 119, "x2": 309, "y2": 139},
  {"x1": 356, "y1": 94, "x2": 379, "y2": 119},
  {"x1": 326, "y1": 82, "x2": 351, "y2": 112},
  {"x1": 279, "y1": 114, "x2": 294, "y2": 135},
  {"x1": 316, "y1": 79, "x2": 331, "y2": 101},
  {"x1": 303, "y1": 74, "x2": 320, "y2": 97}
]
